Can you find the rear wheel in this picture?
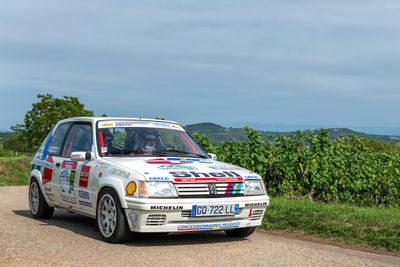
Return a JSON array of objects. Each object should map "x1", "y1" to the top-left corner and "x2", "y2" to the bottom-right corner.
[
  {"x1": 29, "y1": 179, "x2": 54, "y2": 219},
  {"x1": 97, "y1": 188, "x2": 130, "y2": 243},
  {"x1": 225, "y1": 226, "x2": 257, "y2": 237}
]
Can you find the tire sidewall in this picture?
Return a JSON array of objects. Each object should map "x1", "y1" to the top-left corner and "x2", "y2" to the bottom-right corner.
[
  {"x1": 96, "y1": 188, "x2": 130, "y2": 243},
  {"x1": 29, "y1": 180, "x2": 39, "y2": 216}
]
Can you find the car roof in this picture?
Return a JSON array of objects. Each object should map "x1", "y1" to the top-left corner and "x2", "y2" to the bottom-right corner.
[{"x1": 57, "y1": 117, "x2": 180, "y2": 125}]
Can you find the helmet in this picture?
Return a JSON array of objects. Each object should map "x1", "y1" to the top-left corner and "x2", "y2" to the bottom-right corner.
[{"x1": 143, "y1": 134, "x2": 156, "y2": 152}]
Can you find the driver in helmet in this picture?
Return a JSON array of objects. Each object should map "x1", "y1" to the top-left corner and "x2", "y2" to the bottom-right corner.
[{"x1": 142, "y1": 134, "x2": 156, "y2": 154}]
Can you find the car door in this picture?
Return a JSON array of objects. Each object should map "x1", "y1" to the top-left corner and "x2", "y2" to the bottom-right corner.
[
  {"x1": 45, "y1": 122, "x2": 73, "y2": 205},
  {"x1": 60, "y1": 122, "x2": 96, "y2": 213}
]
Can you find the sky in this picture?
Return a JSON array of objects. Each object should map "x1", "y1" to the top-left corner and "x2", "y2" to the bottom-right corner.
[{"x1": 0, "y1": 1, "x2": 400, "y2": 134}]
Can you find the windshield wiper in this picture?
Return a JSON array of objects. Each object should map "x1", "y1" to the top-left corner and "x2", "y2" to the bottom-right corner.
[{"x1": 155, "y1": 149, "x2": 208, "y2": 159}]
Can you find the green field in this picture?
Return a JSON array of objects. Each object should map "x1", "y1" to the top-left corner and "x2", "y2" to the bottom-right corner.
[{"x1": 0, "y1": 156, "x2": 31, "y2": 186}]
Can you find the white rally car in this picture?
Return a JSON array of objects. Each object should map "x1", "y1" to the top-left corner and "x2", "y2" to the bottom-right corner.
[{"x1": 29, "y1": 117, "x2": 269, "y2": 243}]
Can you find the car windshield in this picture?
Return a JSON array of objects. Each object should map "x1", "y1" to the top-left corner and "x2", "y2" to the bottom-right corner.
[{"x1": 96, "y1": 120, "x2": 208, "y2": 158}]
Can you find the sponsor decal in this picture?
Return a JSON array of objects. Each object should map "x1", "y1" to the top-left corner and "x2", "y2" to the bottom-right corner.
[
  {"x1": 177, "y1": 222, "x2": 240, "y2": 231},
  {"x1": 150, "y1": 205, "x2": 184, "y2": 210},
  {"x1": 115, "y1": 121, "x2": 137, "y2": 127},
  {"x1": 79, "y1": 200, "x2": 93, "y2": 208},
  {"x1": 158, "y1": 165, "x2": 197, "y2": 171},
  {"x1": 42, "y1": 167, "x2": 53, "y2": 185},
  {"x1": 101, "y1": 147, "x2": 108, "y2": 153},
  {"x1": 79, "y1": 165, "x2": 91, "y2": 188},
  {"x1": 96, "y1": 162, "x2": 110, "y2": 169},
  {"x1": 148, "y1": 177, "x2": 170, "y2": 181},
  {"x1": 99, "y1": 122, "x2": 115, "y2": 128},
  {"x1": 126, "y1": 181, "x2": 137, "y2": 195},
  {"x1": 244, "y1": 175, "x2": 259, "y2": 179},
  {"x1": 175, "y1": 177, "x2": 243, "y2": 183},
  {"x1": 170, "y1": 171, "x2": 241, "y2": 178},
  {"x1": 110, "y1": 168, "x2": 131, "y2": 179},
  {"x1": 78, "y1": 190, "x2": 90, "y2": 200},
  {"x1": 146, "y1": 158, "x2": 183, "y2": 165},
  {"x1": 59, "y1": 169, "x2": 76, "y2": 204},
  {"x1": 208, "y1": 165, "x2": 243, "y2": 171},
  {"x1": 245, "y1": 202, "x2": 268, "y2": 208},
  {"x1": 224, "y1": 183, "x2": 242, "y2": 195},
  {"x1": 99, "y1": 120, "x2": 184, "y2": 131},
  {"x1": 61, "y1": 161, "x2": 77, "y2": 170}
]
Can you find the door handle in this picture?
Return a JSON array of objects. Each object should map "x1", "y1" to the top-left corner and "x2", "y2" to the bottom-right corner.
[{"x1": 55, "y1": 163, "x2": 61, "y2": 168}]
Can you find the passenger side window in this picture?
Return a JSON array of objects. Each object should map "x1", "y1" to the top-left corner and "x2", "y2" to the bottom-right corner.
[
  {"x1": 48, "y1": 122, "x2": 72, "y2": 156},
  {"x1": 62, "y1": 124, "x2": 93, "y2": 158}
]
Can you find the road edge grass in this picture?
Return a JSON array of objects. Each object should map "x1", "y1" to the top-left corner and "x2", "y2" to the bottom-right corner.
[
  {"x1": 0, "y1": 156, "x2": 31, "y2": 186},
  {"x1": 261, "y1": 198, "x2": 400, "y2": 253}
]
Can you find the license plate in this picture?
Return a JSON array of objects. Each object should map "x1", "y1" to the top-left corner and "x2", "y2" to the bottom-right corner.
[{"x1": 191, "y1": 204, "x2": 239, "y2": 217}]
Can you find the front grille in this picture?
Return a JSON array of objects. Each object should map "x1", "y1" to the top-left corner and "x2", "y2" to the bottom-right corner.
[
  {"x1": 146, "y1": 214, "x2": 166, "y2": 226},
  {"x1": 175, "y1": 183, "x2": 243, "y2": 198},
  {"x1": 181, "y1": 208, "x2": 243, "y2": 218},
  {"x1": 250, "y1": 210, "x2": 264, "y2": 221}
]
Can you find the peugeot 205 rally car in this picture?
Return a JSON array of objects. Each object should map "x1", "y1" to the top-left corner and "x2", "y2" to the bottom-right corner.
[{"x1": 29, "y1": 117, "x2": 269, "y2": 243}]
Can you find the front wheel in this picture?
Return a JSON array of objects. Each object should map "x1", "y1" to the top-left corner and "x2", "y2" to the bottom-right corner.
[
  {"x1": 225, "y1": 226, "x2": 257, "y2": 237},
  {"x1": 97, "y1": 188, "x2": 130, "y2": 243},
  {"x1": 29, "y1": 179, "x2": 54, "y2": 219}
]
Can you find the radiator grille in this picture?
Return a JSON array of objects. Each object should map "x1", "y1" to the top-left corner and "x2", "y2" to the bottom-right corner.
[
  {"x1": 146, "y1": 214, "x2": 166, "y2": 226},
  {"x1": 175, "y1": 183, "x2": 243, "y2": 198}
]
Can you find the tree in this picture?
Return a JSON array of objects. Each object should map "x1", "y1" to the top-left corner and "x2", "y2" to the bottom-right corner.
[{"x1": 10, "y1": 94, "x2": 94, "y2": 152}]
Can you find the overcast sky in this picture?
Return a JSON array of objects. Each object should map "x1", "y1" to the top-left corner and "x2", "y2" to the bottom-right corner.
[{"x1": 0, "y1": 0, "x2": 399, "y2": 132}]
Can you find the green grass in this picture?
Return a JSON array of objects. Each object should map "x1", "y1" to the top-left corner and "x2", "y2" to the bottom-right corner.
[
  {"x1": 262, "y1": 198, "x2": 400, "y2": 252},
  {"x1": 0, "y1": 156, "x2": 31, "y2": 186}
]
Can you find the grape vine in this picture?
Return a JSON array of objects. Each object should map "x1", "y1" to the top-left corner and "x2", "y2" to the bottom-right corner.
[{"x1": 193, "y1": 128, "x2": 400, "y2": 207}]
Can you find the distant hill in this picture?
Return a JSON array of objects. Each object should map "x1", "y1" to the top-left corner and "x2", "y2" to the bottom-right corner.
[
  {"x1": 185, "y1": 123, "x2": 400, "y2": 144},
  {"x1": 0, "y1": 132, "x2": 13, "y2": 144}
]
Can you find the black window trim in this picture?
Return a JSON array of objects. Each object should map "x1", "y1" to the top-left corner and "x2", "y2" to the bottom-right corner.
[{"x1": 49, "y1": 121, "x2": 93, "y2": 158}]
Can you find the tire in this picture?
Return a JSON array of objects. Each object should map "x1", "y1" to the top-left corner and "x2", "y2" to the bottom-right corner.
[
  {"x1": 225, "y1": 226, "x2": 257, "y2": 238},
  {"x1": 97, "y1": 188, "x2": 130, "y2": 243},
  {"x1": 29, "y1": 178, "x2": 54, "y2": 219}
]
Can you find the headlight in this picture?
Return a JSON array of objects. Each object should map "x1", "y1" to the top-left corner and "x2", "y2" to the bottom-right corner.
[
  {"x1": 139, "y1": 181, "x2": 178, "y2": 198},
  {"x1": 243, "y1": 180, "x2": 266, "y2": 195}
]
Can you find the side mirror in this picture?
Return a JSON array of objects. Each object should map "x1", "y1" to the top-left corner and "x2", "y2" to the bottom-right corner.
[
  {"x1": 207, "y1": 153, "x2": 217, "y2": 161},
  {"x1": 71, "y1": 151, "x2": 92, "y2": 162}
]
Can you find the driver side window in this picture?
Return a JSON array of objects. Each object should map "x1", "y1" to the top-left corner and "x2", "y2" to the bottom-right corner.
[{"x1": 62, "y1": 123, "x2": 93, "y2": 158}]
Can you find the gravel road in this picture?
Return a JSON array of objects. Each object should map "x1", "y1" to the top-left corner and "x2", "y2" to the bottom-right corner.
[{"x1": 0, "y1": 186, "x2": 399, "y2": 267}]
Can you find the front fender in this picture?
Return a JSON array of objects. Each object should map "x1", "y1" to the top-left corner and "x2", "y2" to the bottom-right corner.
[{"x1": 95, "y1": 176, "x2": 128, "y2": 209}]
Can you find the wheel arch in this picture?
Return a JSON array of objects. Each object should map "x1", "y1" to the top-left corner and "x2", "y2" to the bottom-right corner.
[
  {"x1": 96, "y1": 178, "x2": 128, "y2": 210},
  {"x1": 29, "y1": 171, "x2": 54, "y2": 208}
]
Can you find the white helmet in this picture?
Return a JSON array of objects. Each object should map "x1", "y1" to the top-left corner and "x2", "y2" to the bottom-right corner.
[{"x1": 143, "y1": 134, "x2": 156, "y2": 152}]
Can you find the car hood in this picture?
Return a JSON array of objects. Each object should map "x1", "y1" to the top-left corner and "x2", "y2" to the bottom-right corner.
[{"x1": 104, "y1": 157, "x2": 259, "y2": 182}]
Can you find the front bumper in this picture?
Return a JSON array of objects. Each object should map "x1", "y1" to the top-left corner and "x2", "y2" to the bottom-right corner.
[{"x1": 124, "y1": 195, "x2": 269, "y2": 233}]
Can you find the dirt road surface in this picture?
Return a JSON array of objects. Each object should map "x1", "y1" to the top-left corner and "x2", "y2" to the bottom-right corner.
[{"x1": 0, "y1": 186, "x2": 399, "y2": 267}]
